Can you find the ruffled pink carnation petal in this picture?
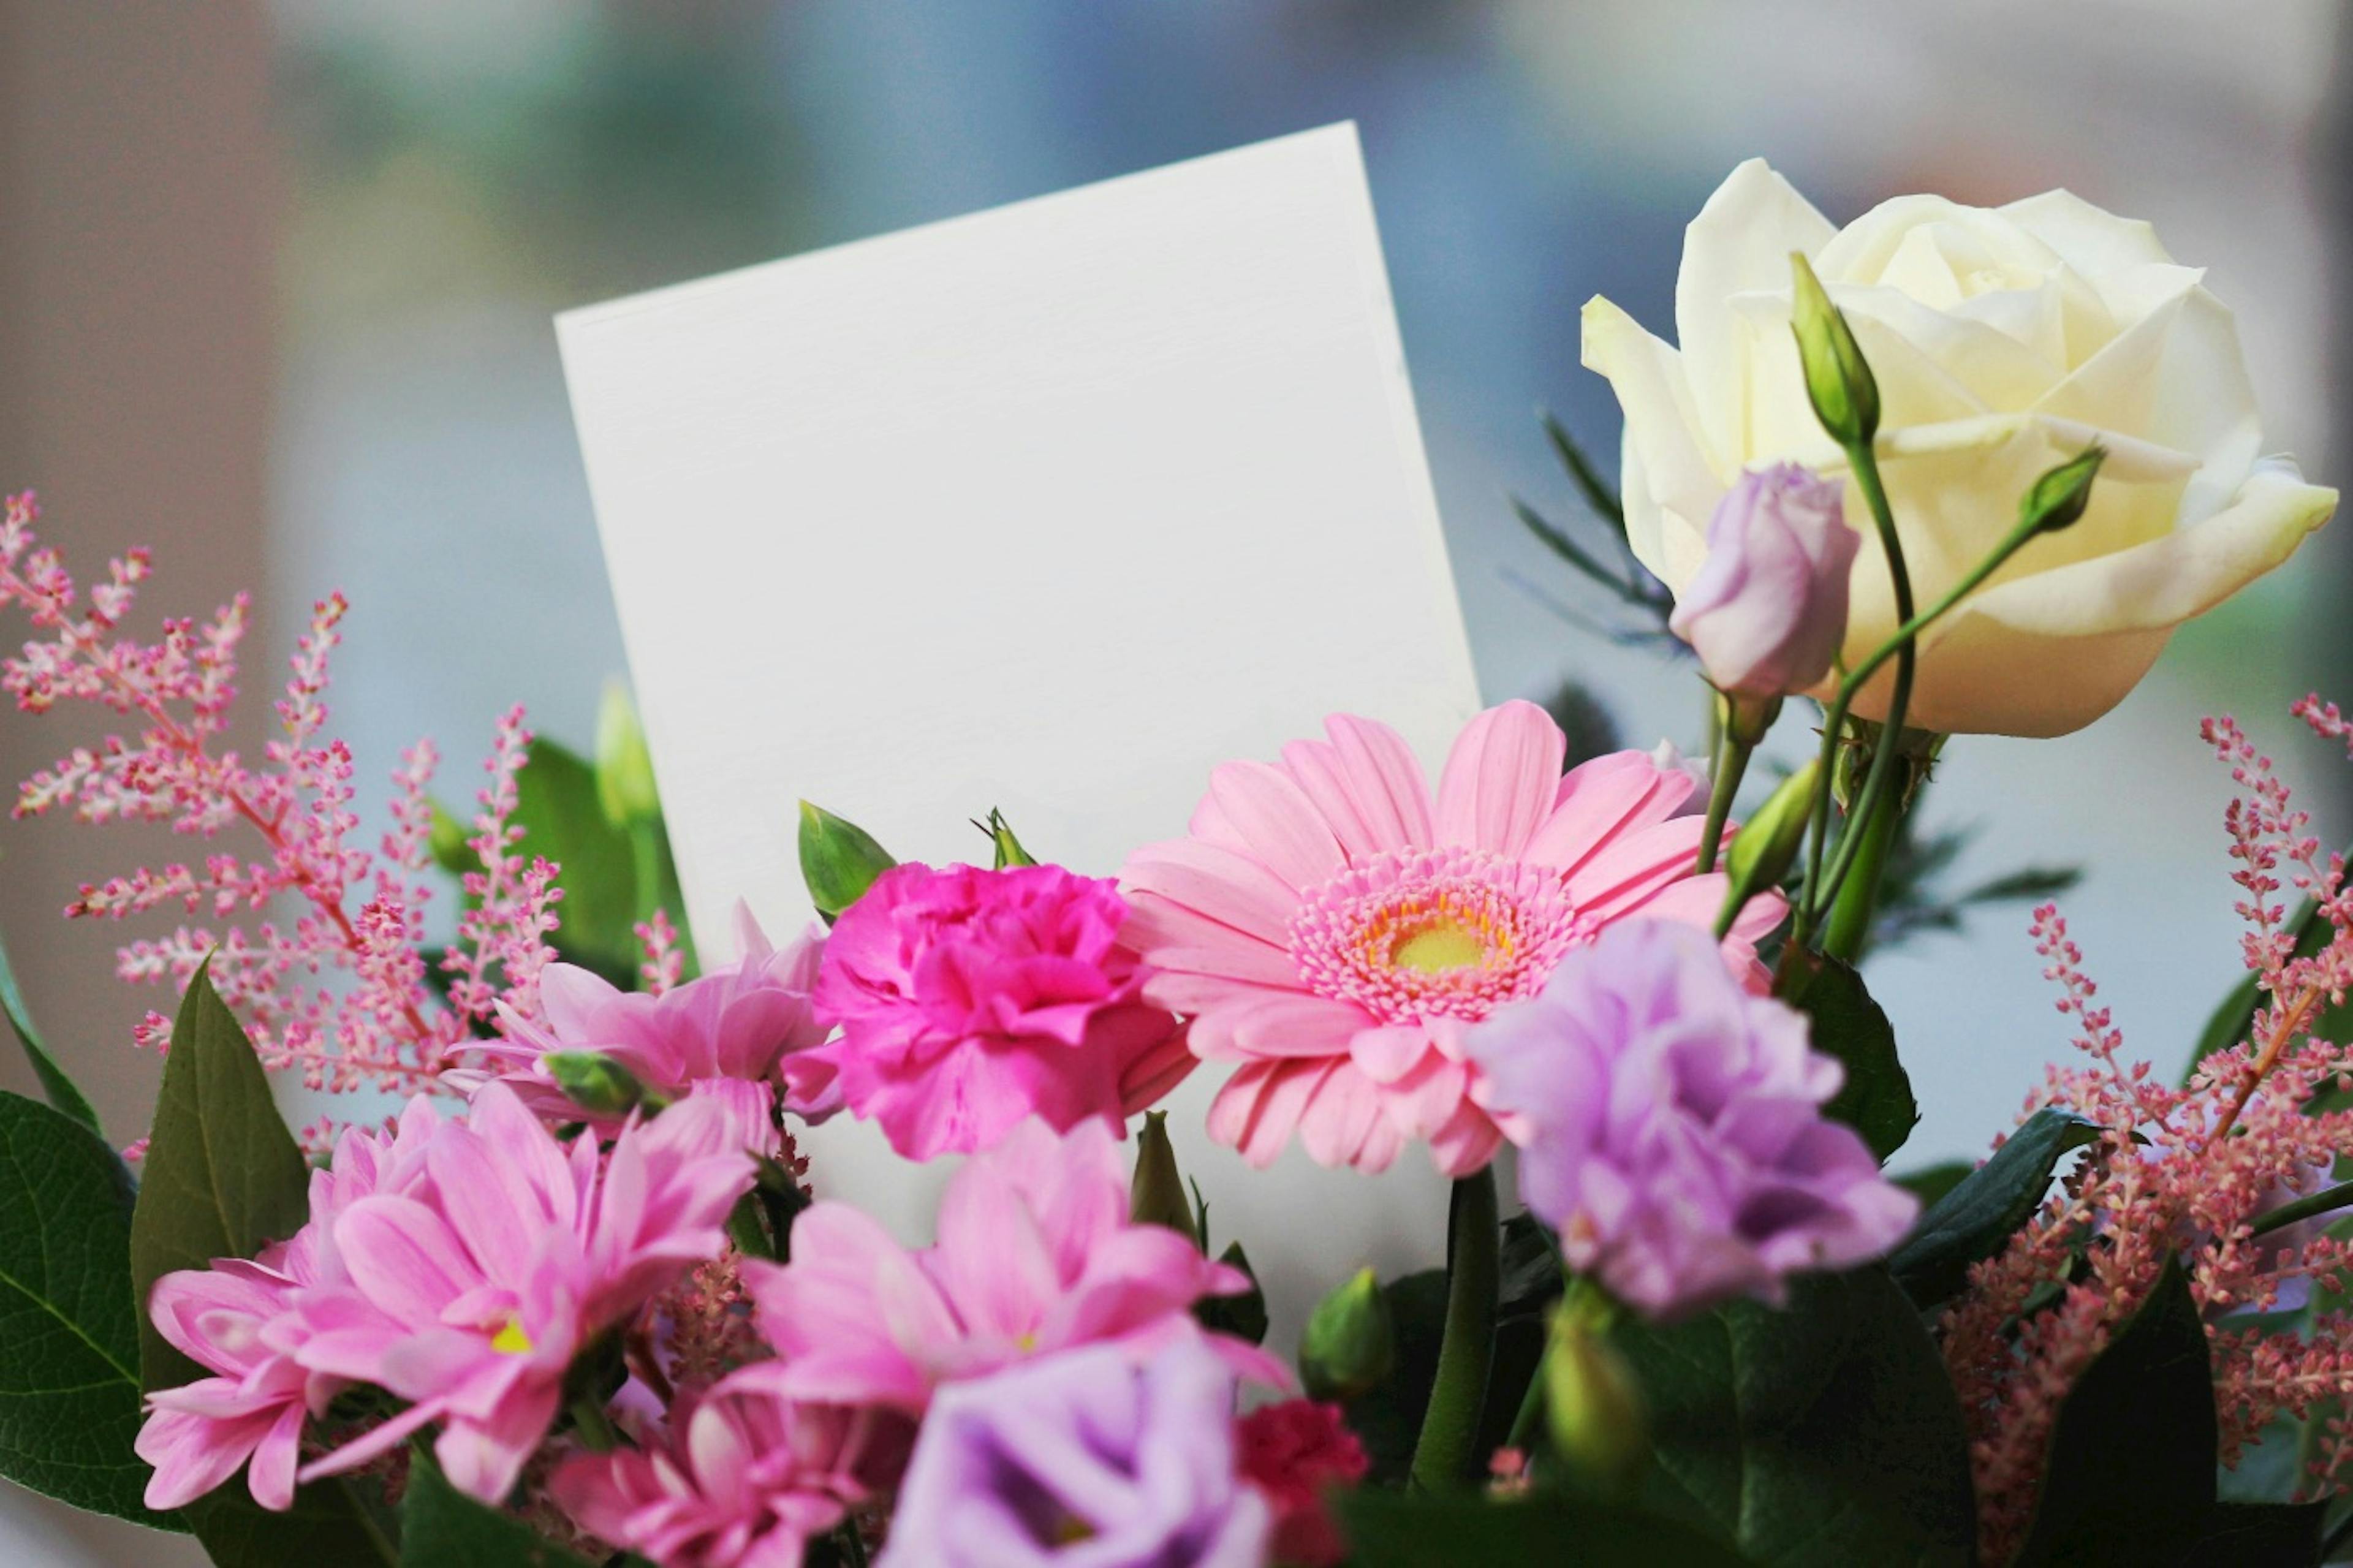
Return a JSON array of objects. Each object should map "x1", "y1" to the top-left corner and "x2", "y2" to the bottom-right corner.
[
  {"x1": 804, "y1": 863, "x2": 1190, "y2": 1160},
  {"x1": 1124, "y1": 700, "x2": 1785, "y2": 1175}
]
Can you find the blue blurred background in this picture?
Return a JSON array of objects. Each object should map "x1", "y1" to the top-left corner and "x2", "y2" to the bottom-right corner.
[{"x1": 2, "y1": 2, "x2": 2349, "y2": 1555}]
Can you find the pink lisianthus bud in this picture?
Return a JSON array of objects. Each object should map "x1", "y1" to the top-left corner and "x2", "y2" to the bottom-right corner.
[
  {"x1": 1465, "y1": 920, "x2": 1916, "y2": 1319},
  {"x1": 802, "y1": 862, "x2": 1192, "y2": 1161},
  {"x1": 1668, "y1": 464, "x2": 1859, "y2": 699}
]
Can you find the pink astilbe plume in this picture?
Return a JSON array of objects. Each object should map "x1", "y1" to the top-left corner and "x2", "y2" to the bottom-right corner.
[
  {"x1": 0, "y1": 493, "x2": 561, "y2": 1092},
  {"x1": 1942, "y1": 698, "x2": 2353, "y2": 1564}
]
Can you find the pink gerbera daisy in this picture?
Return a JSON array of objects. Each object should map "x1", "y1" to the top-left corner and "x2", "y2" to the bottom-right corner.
[{"x1": 1119, "y1": 700, "x2": 1781, "y2": 1176}]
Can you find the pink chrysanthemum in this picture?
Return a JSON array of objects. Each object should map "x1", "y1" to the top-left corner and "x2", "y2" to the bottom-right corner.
[
  {"x1": 801, "y1": 862, "x2": 1192, "y2": 1160},
  {"x1": 292, "y1": 1085, "x2": 760, "y2": 1502},
  {"x1": 1120, "y1": 700, "x2": 1780, "y2": 1176},
  {"x1": 550, "y1": 1374, "x2": 912, "y2": 1568},
  {"x1": 471, "y1": 901, "x2": 838, "y2": 1143},
  {"x1": 739, "y1": 1118, "x2": 1281, "y2": 1414}
]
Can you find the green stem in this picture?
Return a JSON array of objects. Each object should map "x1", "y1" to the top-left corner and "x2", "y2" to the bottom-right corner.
[
  {"x1": 2251, "y1": 1177, "x2": 2353, "y2": 1238},
  {"x1": 1821, "y1": 779, "x2": 1904, "y2": 962},
  {"x1": 569, "y1": 1394, "x2": 619, "y2": 1452},
  {"x1": 1793, "y1": 471, "x2": 2049, "y2": 947},
  {"x1": 1409, "y1": 1166, "x2": 1500, "y2": 1491},
  {"x1": 1695, "y1": 730, "x2": 1751, "y2": 876}
]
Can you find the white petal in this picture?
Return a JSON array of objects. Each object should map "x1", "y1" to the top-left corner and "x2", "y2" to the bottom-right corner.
[
  {"x1": 1582, "y1": 295, "x2": 1724, "y2": 584},
  {"x1": 1673, "y1": 159, "x2": 1835, "y2": 471},
  {"x1": 2000, "y1": 189, "x2": 2175, "y2": 273}
]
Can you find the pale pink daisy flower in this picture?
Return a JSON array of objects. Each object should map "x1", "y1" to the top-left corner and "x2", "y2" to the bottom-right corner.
[
  {"x1": 1120, "y1": 700, "x2": 1781, "y2": 1176},
  {"x1": 740, "y1": 1118, "x2": 1282, "y2": 1414},
  {"x1": 292, "y1": 1084, "x2": 759, "y2": 1502}
]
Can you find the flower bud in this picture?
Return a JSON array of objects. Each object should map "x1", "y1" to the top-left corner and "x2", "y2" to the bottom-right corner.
[
  {"x1": 797, "y1": 801, "x2": 896, "y2": 922},
  {"x1": 1131, "y1": 1110, "x2": 1199, "y2": 1248},
  {"x1": 594, "y1": 680, "x2": 661, "y2": 827},
  {"x1": 544, "y1": 1050, "x2": 655, "y2": 1118},
  {"x1": 1789, "y1": 252, "x2": 1879, "y2": 446},
  {"x1": 1298, "y1": 1266, "x2": 1396, "y2": 1402},
  {"x1": 1669, "y1": 465, "x2": 1860, "y2": 699},
  {"x1": 1719, "y1": 758, "x2": 1821, "y2": 932},
  {"x1": 985, "y1": 807, "x2": 1039, "y2": 869},
  {"x1": 2020, "y1": 445, "x2": 2105, "y2": 536},
  {"x1": 1544, "y1": 1305, "x2": 1648, "y2": 1496}
]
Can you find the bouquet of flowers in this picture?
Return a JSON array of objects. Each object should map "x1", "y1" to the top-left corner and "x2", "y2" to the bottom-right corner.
[{"x1": 1, "y1": 161, "x2": 2347, "y2": 1567}]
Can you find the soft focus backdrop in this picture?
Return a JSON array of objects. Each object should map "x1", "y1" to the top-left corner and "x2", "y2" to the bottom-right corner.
[{"x1": 4, "y1": 1, "x2": 2350, "y2": 1559}]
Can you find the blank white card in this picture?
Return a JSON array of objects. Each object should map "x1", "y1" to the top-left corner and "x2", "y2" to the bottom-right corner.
[{"x1": 558, "y1": 123, "x2": 1482, "y2": 1324}]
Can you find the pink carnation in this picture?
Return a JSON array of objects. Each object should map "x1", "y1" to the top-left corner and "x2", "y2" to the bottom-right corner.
[
  {"x1": 551, "y1": 1373, "x2": 911, "y2": 1567},
  {"x1": 136, "y1": 1103, "x2": 439, "y2": 1510},
  {"x1": 740, "y1": 1118, "x2": 1281, "y2": 1412},
  {"x1": 1120, "y1": 700, "x2": 1781, "y2": 1176},
  {"x1": 292, "y1": 1084, "x2": 759, "y2": 1502},
  {"x1": 475, "y1": 902, "x2": 837, "y2": 1139},
  {"x1": 801, "y1": 863, "x2": 1192, "y2": 1160},
  {"x1": 1236, "y1": 1399, "x2": 1368, "y2": 1568}
]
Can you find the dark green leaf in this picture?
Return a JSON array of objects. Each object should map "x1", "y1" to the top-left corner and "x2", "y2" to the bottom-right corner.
[
  {"x1": 401, "y1": 1457, "x2": 594, "y2": 1567},
  {"x1": 2183, "y1": 874, "x2": 2347, "y2": 1086},
  {"x1": 1893, "y1": 1161, "x2": 1972, "y2": 1209},
  {"x1": 1497, "y1": 1212, "x2": 1563, "y2": 1324},
  {"x1": 132, "y1": 966, "x2": 392, "y2": 1564},
  {"x1": 1889, "y1": 1108, "x2": 2100, "y2": 1308},
  {"x1": 2181, "y1": 1500, "x2": 2326, "y2": 1567},
  {"x1": 0, "y1": 1089, "x2": 175, "y2": 1525},
  {"x1": 1612, "y1": 1266, "x2": 1976, "y2": 1567},
  {"x1": 1788, "y1": 957, "x2": 1916, "y2": 1162},
  {"x1": 0, "y1": 922, "x2": 101, "y2": 1135},
  {"x1": 510, "y1": 740, "x2": 644, "y2": 981},
  {"x1": 1195, "y1": 1241, "x2": 1267, "y2": 1347},
  {"x1": 1337, "y1": 1487, "x2": 1751, "y2": 1567},
  {"x1": 1540, "y1": 409, "x2": 1627, "y2": 532},
  {"x1": 2015, "y1": 1254, "x2": 2214, "y2": 1565}
]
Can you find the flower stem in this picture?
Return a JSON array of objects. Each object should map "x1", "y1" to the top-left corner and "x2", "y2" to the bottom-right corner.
[
  {"x1": 1821, "y1": 778, "x2": 1904, "y2": 963},
  {"x1": 569, "y1": 1394, "x2": 619, "y2": 1452},
  {"x1": 1409, "y1": 1166, "x2": 1500, "y2": 1491},
  {"x1": 1696, "y1": 730, "x2": 1751, "y2": 876}
]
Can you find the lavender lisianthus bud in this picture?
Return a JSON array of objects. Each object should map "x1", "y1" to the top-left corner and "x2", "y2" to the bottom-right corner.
[{"x1": 1669, "y1": 464, "x2": 1860, "y2": 699}]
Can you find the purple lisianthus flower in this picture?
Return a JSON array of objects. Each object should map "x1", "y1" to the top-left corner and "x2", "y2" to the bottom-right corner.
[
  {"x1": 1669, "y1": 463, "x2": 1859, "y2": 699},
  {"x1": 878, "y1": 1338, "x2": 1271, "y2": 1568},
  {"x1": 1466, "y1": 919, "x2": 1916, "y2": 1319}
]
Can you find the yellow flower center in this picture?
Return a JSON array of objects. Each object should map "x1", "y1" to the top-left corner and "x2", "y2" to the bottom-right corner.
[
  {"x1": 1390, "y1": 920, "x2": 1489, "y2": 975},
  {"x1": 490, "y1": 1319, "x2": 534, "y2": 1355}
]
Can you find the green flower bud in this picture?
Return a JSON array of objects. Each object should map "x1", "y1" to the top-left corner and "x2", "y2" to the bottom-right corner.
[
  {"x1": 1196, "y1": 1241, "x2": 1270, "y2": 1347},
  {"x1": 1718, "y1": 758, "x2": 1821, "y2": 934},
  {"x1": 986, "y1": 807, "x2": 1039, "y2": 869},
  {"x1": 1299, "y1": 1266, "x2": 1396, "y2": 1402},
  {"x1": 1544, "y1": 1305, "x2": 1648, "y2": 1496},
  {"x1": 594, "y1": 680, "x2": 661, "y2": 827},
  {"x1": 2020, "y1": 445, "x2": 2105, "y2": 536},
  {"x1": 1130, "y1": 1110, "x2": 1199, "y2": 1247},
  {"x1": 544, "y1": 1050, "x2": 653, "y2": 1118},
  {"x1": 797, "y1": 801, "x2": 896, "y2": 922},
  {"x1": 1789, "y1": 252, "x2": 1879, "y2": 447}
]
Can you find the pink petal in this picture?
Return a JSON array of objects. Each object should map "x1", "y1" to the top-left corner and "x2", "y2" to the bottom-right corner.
[
  {"x1": 334, "y1": 1197, "x2": 480, "y2": 1322},
  {"x1": 1190, "y1": 993, "x2": 1365, "y2": 1061},
  {"x1": 1563, "y1": 817, "x2": 1711, "y2": 922},
  {"x1": 1324, "y1": 714, "x2": 1436, "y2": 852},
  {"x1": 1120, "y1": 840, "x2": 1301, "y2": 948},
  {"x1": 1207, "y1": 1058, "x2": 1343, "y2": 1168},
  {"x1": 1523, "y1": 749, "x2": 1699, "y2": 873},
  {"x1": 1205, "y1": 761, "x2": 1344, "y2": 892},
  {"x1": 1433, "y1": 701, "x2": 1567, "y2": 857}
]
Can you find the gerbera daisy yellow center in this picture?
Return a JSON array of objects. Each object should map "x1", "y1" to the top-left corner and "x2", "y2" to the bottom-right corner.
[
  {"x1": 490, "y1": 1319, "x2": 534, "y2": 1355},
  {"x1": 1290, "y1": 846, "x2": 1590, "y2": 1023}
]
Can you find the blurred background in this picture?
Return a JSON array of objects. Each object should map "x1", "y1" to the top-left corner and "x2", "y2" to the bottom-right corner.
[{"x1": 2, "y1": 1, "x2": 2349, "y2": 1557}]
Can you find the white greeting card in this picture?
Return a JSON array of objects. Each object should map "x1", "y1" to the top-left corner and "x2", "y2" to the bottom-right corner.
[{"x1": 558, "y1": 123, "x2": 1481, "y2": 1330}]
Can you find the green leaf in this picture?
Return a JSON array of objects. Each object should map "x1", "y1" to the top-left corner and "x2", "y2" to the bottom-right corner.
[
  {"x1": 1888, "y1": 1108, "x2": 2100, "y2": 1308},
  {"x1": 1612, "y1": 1265, "x2": 1977, "y2": 1567},
  {"x1": 0, "y1": 1089, "x2": 175, "y2": 1525},
  {"x1": 510, "y1": 740, "x2": 645, "y2": 981},
  {"x1": 1341, "y1": 1268, "x2": 1448, "y2": 1485},
  {"x1": 2015, "y1": 1254, "x2": 2214, "y2": 1565},
  {"x1": 1196, "y1": 1241, "x2": 1268, "y2": 1347},
  {"x1": 131, "y1": 966, "x2": 393, "y2": 1565},
  {"x1": 400, "y1": 1456, "x2": 594, "y2": 1567},
  {"x1": 2180, "y1": 1501, "x2": 2326, "y2": 1567},
  {"x1": 1787, "y1": 957, "x2": 1917, "y2": 1162},
  {"x1": 1336, "y1": 1486, "x2": 1751, "y2": 1567},
  {"x1": 0, "y1": 921, "x2": 101, "y2": 1136},
  {"x1": 1892, "y1": 1161, "x2": 1972, "y2": 1209},
  {"x1": 2182, "y1": 874, "x2": 2347, "y2": 1086}
]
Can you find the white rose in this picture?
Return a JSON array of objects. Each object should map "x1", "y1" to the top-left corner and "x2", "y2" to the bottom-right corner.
[{"x1": 1582, "y1": 159, "x2": 2335, "y2": 738}]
